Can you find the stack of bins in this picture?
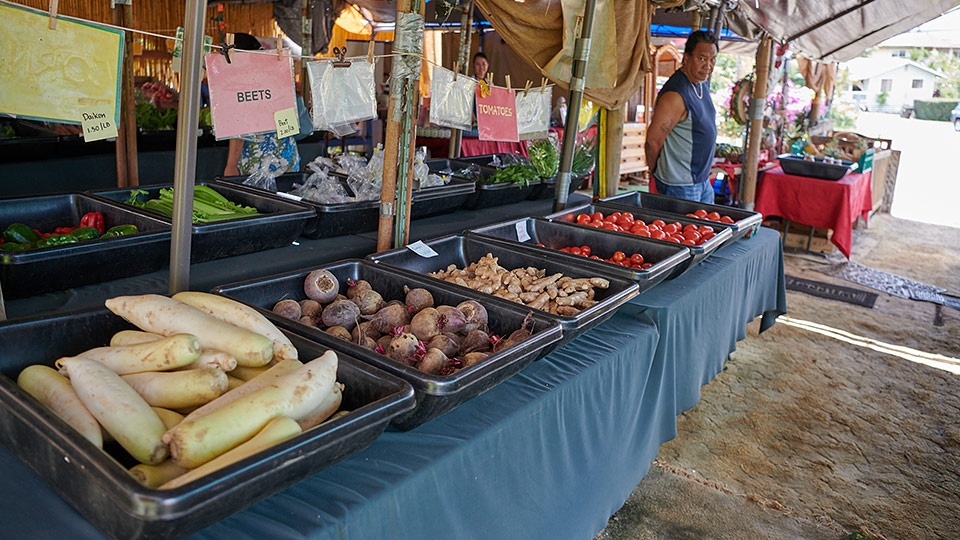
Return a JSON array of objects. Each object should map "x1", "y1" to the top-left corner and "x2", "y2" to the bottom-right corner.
[{"x1": 599, "y1": 191, "x2": 763, "y2": 242}]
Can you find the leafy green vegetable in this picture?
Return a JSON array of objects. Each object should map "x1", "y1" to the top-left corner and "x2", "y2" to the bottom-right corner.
[
  {"x1": 528, "y1": 138, "x2": 560, "y2": 178},
  {"x1": 124, "y1": 186, "x2": 260, "y2": 223},
  {"x1": 571, "y1": 137, "x2": 597, "y2": 179},
  {"x1": 135, "y1": 102, "x2": 178, "y2": 131},
  {"x1": 485, "y1": 164, "x2": 540, "y2": 188}
]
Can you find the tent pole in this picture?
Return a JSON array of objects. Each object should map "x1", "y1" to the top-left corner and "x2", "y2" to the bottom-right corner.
[
  {"x1": 447, "y1": 2, "x2": 473, "y2": 159},
  {"x1": 112, "y1": 4, "x2": 129, "y2": 188},
  {"x1": 740, "y1": 34, "x2": 772, "y2": 211},
  {"x1": 168, "y1": 0, "x2": 207, "y2": 293},
  {"x1": 601, "y1": 105, "x2": 624, "y2": 197},
  {"x1": 554, "y1": 0, "x2": 597, "y2": 212},
  {"x1": 122, "y1": 2, "x2": 139, "y2": 187}
]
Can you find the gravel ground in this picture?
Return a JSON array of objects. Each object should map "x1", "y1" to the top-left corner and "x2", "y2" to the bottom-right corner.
[{"x1": 596, "y1": 213, "x2": 960, "y2": 540}]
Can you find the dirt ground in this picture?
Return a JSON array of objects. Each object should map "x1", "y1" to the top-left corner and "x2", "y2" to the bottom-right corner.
[{"x1": 596, "y1": 213, "x2": 960, "y2": 540}]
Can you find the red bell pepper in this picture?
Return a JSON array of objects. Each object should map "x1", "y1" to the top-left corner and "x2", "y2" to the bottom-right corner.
[
  {"x1": 80, "y1": 212, "x2": 105, "y2": 234},
  {"x1": 53, "y1": 226, "x2": 79, "y2": 235}
]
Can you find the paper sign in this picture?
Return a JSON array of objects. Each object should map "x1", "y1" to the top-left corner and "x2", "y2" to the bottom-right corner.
[
  {"x1": 79, "y1": 106, "x2": 118, "y2": 141},
  {"x1": 476, "y1": 86, "x2": 519, "y2": 142},
  {"x1": 0, "y1": 3, "x2": 123, "y2": 125},
  {"x1": 407, "y1": 240, "x2": 439, "y2": 258},
  {"x1": 205, "y1": 50, "x2": 297, "y2": 139},
  {"x1": 274, "y1": 107, "x2": 300, "y2": 139},
  {"x1": 515, "y1": 221, "x2": 531, "y2": 243}
]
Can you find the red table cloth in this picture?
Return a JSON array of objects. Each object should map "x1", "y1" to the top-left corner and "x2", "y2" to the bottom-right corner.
[{"x1": 755, "y1": 165, "x2": 872, "y2": 258}]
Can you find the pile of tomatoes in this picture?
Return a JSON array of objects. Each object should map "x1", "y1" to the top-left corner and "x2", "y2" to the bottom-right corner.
[
  {"x1": 539, "y1": 243, "x2": 654, "y2": 269},
  {"x1": 685, "y1": 208, "x2": 736, "y2": 224},
  {"x1": 572, "y1": 211, "x2": 717, "y2": 246}
]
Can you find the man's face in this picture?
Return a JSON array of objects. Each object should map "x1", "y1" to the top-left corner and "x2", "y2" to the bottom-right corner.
[
  {"x1": 684, "y1": 42, "x2": 717, "y2": 84},
  {"x1": 474, "y1": 56, "x2": 489, "y2": 79}
]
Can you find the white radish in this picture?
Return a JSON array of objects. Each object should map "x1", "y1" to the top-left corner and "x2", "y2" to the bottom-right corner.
[
  {"x1": 181, "y1": 359, "x2": 302, "y2": 424},
  {"x1": 296, "y1": 382, "x2": 344, "y2": 431},
  {"x1": 110, "y1": 330, "x2": 163, "y2": 346},
  {"x1": 105, "y1": 294, "x2": 274, "y2": 367},
  {"x1": 182, "y1": 349, "x2": 238, "y2": 372},
  {"x1": 160, "y1": 416, "x2": 302, "y2": 490},
  {"x1": 130, "y1": 460, "x2": 188, "y2": 489},
  {"x1": 121, "y1": 369, "x2": 228, "y2": 409},
  {"x1": 229, "y1": 364, "x2": 272, "y2": 382},
  {"x1": 57, "y1": 357, "x2": 168, "y2": 465},
  {"x1": 151, "y1": 407, "x2": 185, "y2": 430},
  {"x1": 17, "y1": 365, "x2": 103, "y2": 448},
  {"x1": 77, "y1": 334, "x2": 202, "y2": 374},
  {"x1": 172, "y1": 291, "x2": 298, "y2": 361},
  {"x1": 164, "y1": 352, "x2": 337, "y2": 468}
]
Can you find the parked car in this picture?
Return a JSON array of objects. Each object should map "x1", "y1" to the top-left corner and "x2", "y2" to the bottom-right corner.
[{"x1": 952, "y1": 103, "x2": 960, "y2": 131}]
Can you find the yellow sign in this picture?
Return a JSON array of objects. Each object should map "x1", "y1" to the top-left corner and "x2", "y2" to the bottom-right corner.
[
  {"x1": 274, "y1": 107, "x2": 300, "y2": 139},
  {"x1": 0, "y1": 4, "x2": 123, "y2": 125},
  {"x1": 80, "y1": 106, "x2": 118, "y2": 141}
]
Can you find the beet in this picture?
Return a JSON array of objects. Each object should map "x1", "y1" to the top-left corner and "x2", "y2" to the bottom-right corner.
[
  {"x1": 326, "y1": 326, "x2": 353, "y2": 340},
  {"x1": 417, "y1": 348, "x2": 448, "y2": 375},
  {"x1": 366, "y1": 303, "x2": 410, "y2": 334},
  {"x1": 387, "y1": 333, "x2": 423, "y2": 365},
  {"x1": 410, "y1": 307, "x2": 443, "y2": 341},
  {"x1": 427, "y1": 333, "x2": 460, "y2": 358},
  {"x1": 460, "y1": 329, "x2": 491, "y2": 355},
  {"x1": 321, "y1": 299, "x2": 361, "y2": 331},
  {"x1": 357, "y1": 336, "x2": 378, "y2": 350},
  {"x1": 385, "y1": 299, "x2": 404, "y2": 308},
  {"x1": 298, "y1": 315, "x2": 317, "y2": 327},
  {"x1": 436, "y1": 305, "x2": 467, "y2": 334},
  {"x1": 354, "y1": 289, "x2": 385, "y2": 315},
  {"x1": 346, "y1": 279, "x2": 372, "y2": 301},
  {"x1": 299, "y1": 299, "x2": 322, "y2": 321},
  {"x1": 404, "y1": 286, "x2": 434, "y2": 314},
  {"x1": 352, "y1": 321, "x2": 381, "y2": 342},
  {"x1": 494, "y1": 311, "x2": 536, "y2": 352},
  {"x1": 376, "y1": 334, "x2": 394, "y2": 351},
  {"x1": 304, "y1": 269, "x2": 339, "y2": 303},
  {"x1": 462, "y1": 351, "x2": 489, "y2": 367},
  {"x1": 457, "y1": 300, "x2": 488, "y2": 332},
  {"x1": 272, "y1": 299, "x2": 301, "y2": 320}
]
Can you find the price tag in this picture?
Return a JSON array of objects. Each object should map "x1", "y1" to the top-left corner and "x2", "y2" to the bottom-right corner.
[
  {"x1": 79, "y1": 106, "x2": 118, "y2": 142},
  {"x1": 273, "y1": 191, "x2": 303, "y2": 202},
  {"x1": 406, "y1": 240, "x2": 439, "y2": 258},
  {"x1": 515, "y1": 221, "x2": 531, "y2": 242},
  {"x1": 274, "y1": 107, "x2": 300, "y2": 139}
]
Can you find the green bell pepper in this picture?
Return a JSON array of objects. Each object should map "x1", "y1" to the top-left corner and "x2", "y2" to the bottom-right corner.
[
  {"x1": 3, "y1": 223, "x2": 42, "y2": 245},
  {"x1": 100, "y1": 224, "x2": 139, "y2": 238}
]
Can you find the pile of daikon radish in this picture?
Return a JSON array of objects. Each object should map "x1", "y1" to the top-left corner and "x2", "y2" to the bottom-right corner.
[{"x1": 16, "y1": 292, "x2": 345, "y2": 490}]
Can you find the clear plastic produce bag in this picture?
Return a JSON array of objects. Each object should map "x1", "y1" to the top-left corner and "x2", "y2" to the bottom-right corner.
[
  {"x1": 429, "y1": 66, "x2": 476, "y2": 131},
  {"x1": 413, "y1": 146, "x2": 447, "y2": 189},
  {"x1": 291, "y1": 157, "x2": 352, "y2": 204},
  {"x1": 345, "y1": 145, "x2": 384, "y2": 201},
  {"x1": 516, "y1": 86, "x2": 553, "y2": 139},
  {"x1": 307, "y1": 59, "x2": 377, "y2": 132},
  {"x1": 242, "y1": 153, "x2": 290, "y2": 193}
]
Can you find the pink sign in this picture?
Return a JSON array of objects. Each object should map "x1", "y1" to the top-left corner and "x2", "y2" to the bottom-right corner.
[
  {"x1": 206, "y1": 50, "x2": 297, "y2": 139},
  {"x1": 476, "y1": 86, "x2": 519, "y2": 142}
]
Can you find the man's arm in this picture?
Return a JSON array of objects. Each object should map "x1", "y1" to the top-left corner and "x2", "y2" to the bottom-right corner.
[
  {"x1": 644, "y1": 91, "x2": 686, "y2": 176},
  {"x1": 224, "y1": 138, "x2": 243, "y2": 176}
]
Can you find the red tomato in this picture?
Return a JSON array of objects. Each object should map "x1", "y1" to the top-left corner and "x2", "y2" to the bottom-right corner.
[
  {"x1": 663, "y1": 223, "x2": 680, "y2": 234},
  {"x1": 536, "y1": 243, "x2": 545, "y2": 247},
  {"x1": 602, "y1": 222, "x2": 619, "y2": 231},
  {"x1": 699, "y1": 225, "x2": 715, "y2": 235},
  {"x1": 635, "y1": 229, "x2": 651, "y2": 237},
  {"x1": 619, "y1": 213, "x2": 635, "y2": 225},
  {"x1": 605, "y1": 214, "x2": 619, "y2": 224},
  {"x1": 580, "y1": 245, "x2": 591, "y2": 256},
  {"x1": 612, "y1": 251, "x2": 626, "y2": 262},
  {"x1": 694, "y1": 209, "x2": 708, "y2": 218},
  {"x1": 683, "y1": 223, "x2": 698, "y2": 232},
  {"x1": 570, "y1": 247, "x2": 582, "y2": 256},
  {"x1": 651, "y1": 219, "x2": 666, "y2": 228},
  {"x1": 650, "y1": 230, "x2": 666, "y2": 240},
  {"x1": 681, "y1": 239, "x2": 697, "y2": 246},
  {"x1": 706, "y1": 211, "x2": 721, "y2": 221},
  {"x1": 682, "y1": 230, "x2": 701, "y2": 242},
  {"x1": 641, "y1": 262, "x2": 653, "y2": 269},
  {"x1": 686, "y1": 213, "x2": 698, "y2": 218},
  {"x1": 630, "y1": 253, "x2": 645, "y2": 265},
  {"x1": 701, "y1": 231, "x2": 716, "y2": 241},
  {"x1": 720, "y1": 215, "x2": 735, "y2": 224},
  {"x1": 576, "y1": 213, "x2": 592, "y2": 224},
  {"x1": 591, "y1": 212, "x2": 604, "y2": 222}
]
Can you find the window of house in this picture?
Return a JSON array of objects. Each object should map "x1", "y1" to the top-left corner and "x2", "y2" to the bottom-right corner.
[
  {"x1": 881, "y1": 79, "x2": 893, "y2": 92},
  {"x1": 912, "y1": 79, "x2": 923, "y2": 89}
]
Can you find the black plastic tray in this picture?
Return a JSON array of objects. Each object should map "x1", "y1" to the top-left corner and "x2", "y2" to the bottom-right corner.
[
  {"x1": 212, "y1": 259, "x2": 562, "y2": 430},
  {"x1": 600, "y1": 190, "x2": 763, "y2": 240},
  {"x1": 0, "y1": 306, "x2": 415, "y2": 539},
  {"x1": 88, "y1": 181, "x2": 315, "y2": 262},
  {"x1": 436, "y1": 158, "x2": 541, "y2": 209},
  {"x1": 544, "y1": 203, "x2": 733, "y2": 276},
  {"x1": 777, "y1": 153, "x2": 854, "y2": 181},
  {"x1": 0, "y1": 193, "x2": 172, "y2": 299},
  {"x1": 529, "y1": 175, "x2": 586, "y2": 200},
  {"x1": 366, "y1": 235, "x2": 639, "y2": 341},
  {"x1": 466, "y1": 217, "x2": 690, "y2": 290}
]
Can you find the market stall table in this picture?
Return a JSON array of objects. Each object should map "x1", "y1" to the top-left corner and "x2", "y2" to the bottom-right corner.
[
  {"x1": 754, "y1": 165, "x2": 872, "y2": 258},
  {"x1": 0, "y1": 206, "x2": 785, "y2": 539}
]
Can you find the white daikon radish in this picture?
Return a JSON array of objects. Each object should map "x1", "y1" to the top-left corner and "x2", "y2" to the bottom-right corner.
[
  {"x1": 130, "y1": 460, "x2": 188, "y2": 489},
  {"x1": 296, "y1": 382, "x2": 344, "y2": 431},
  {"x1": 77, "y1": 333, "x2": 202, "y2": 374},
  {"x1": 151, "y1": 407, "x2": 185, "y2": 430},
  {"x1": 181, "y1": 349, "x2": 238, "y2": 372},
  {"x1": 110, "y1": 330, "x2": 163, "y2": 346},
  {"x1": 121, "y1": 369, "x2": 228, "y2": 409},
  {"x1": 105, "y1": 294, "x2": 273, "y2": 367},
  {"x1": 181, "y1": 359, "x2": 302, "y2": 424},
  {"x1": 18, "y1": 365, "x2": 103, "y2": 448}
]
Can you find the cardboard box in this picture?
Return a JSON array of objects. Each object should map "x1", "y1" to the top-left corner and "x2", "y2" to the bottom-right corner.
[{"x1": 777, "y1": 220, "x2": 836, "y2": 254}]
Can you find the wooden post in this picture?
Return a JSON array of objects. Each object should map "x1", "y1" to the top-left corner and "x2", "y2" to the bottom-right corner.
[
  {"x1": 602, "y1": 105, "x2": 624, "y2": 197},
  {"x1": 740, "y1": 35, "x2": 772, "y2": 210},
  {"x1": 122, "y1": 2, "x2": 138, "y2": 186},
  {"x1": 112, "y1": 5, "x2": 128, "y2": 188}
]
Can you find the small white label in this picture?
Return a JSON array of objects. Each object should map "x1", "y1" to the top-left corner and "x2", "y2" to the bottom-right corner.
[
  {"x1": 515, "y1": 221, "x2": 531, "y2": 242},
  {"x1": 274, "y1": 191, "x2": 303, "y2": 202},
  {"x1": 407, "y1": 240, "x2": 439, "y2": 258}
]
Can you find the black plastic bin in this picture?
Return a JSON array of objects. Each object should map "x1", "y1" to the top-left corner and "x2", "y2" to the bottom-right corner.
[
  {"x1": 430, "y1": 157, "x2": 540, "y2": 209},
  {"x1": 0, "y1": 306, "x2": 415, "y2": 539},
  {"x1": 599, "y1": 190, "x2": 763, "y2": 241},
  {"x1": 88, "y1": 181, "x2": 315, "y2": 262},
  {"x1": 0, "y1": 193, "x2": 171, "y2": 299},
  {"x1": 544, "y1": 203, "x2": 733, "y2": 276},
  {"x1": 466, "y1": 217, "x2": 691, "y2": 289},
  {"x1": 777, "y1": 153, "x2": 854, "y2": 181},
  {"x1": 212, "y1": 259, "x2": 563, "y2": 430},
  {"x1": 529, "y1": 174, "x2": 586, "y2": 200},
  {"x1": 367, "y1": 234, "x2": 639, "y2": 341}
]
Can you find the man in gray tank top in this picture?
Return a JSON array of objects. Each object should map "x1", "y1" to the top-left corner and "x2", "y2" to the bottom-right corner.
[{"x1": 644, "y1": 30, "x2": 719, "y2": 203}]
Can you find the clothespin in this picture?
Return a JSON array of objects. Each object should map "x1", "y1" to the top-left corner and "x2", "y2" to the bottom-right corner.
[
  {"x1": 523, "y1": 80, "x2": 532, "y2": 96},
  {"x1": 488, "y1": 72, "x2": 494, "y2": 86},
  {"x1": 220, "y1": 42, "x2": 234, "y2": 64},
  {"x1": 505, "y1": 75, "x2": 512, "y2": 92},
  {"x1": 453, "y1": 61, "x2": 460, "y2": 81},
  {"x1": 540, "y1": 78, "x2": 547, "y2": 93},
  {"x1": 367, "y1": 40, "x2": 375, "y2": 64},
  {"x1": 277, "y1": 31, "x2": 284, "y2": 60},
  {"x1": 332, "y1": 46, "x2": 351, "y2": 68},
  {"x1": 48, "y1": 0, "x2": 59, "y2": 30},
  {"x1": 477, "y1": 79, "x2": 491, "y2": 98}
]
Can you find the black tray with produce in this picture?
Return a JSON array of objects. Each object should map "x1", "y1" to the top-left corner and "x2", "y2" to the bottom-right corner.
[
  {"x1": 431, "y1": 158, "x2": 541, "y2": 209},
  {"x1": 0, "y1": 193, "x2": 171, "y2": 300},
  {"x1": 366, "y1": 235, "x2": 639, "y2": 341},
  {"x1": 545, "y1": 203, "x2": 733, "y2": 277},
  {"x1": 454, "y1": 153, "x2": 526, "y2": 168},
  {"x1": 88, "y1": 181, "x2": 314, "y2": 262},
  {"x1": 220, "y1": 172, "x2": 475, "y2": 239},
  {"x1": 212, "y1": 259, "x2": 563, "y2": 431},
  {"x1": 529, "y1": 174, "x2": 586, "y2": 200},
  {"x1": 777, "y1": 153, "x2": 855, "y2": 181},
  {"x1": 600, "y1": 190, "x2": 763, "y2": 240},
  {"x1": 466, "y1": 217, "x2": 691, "y2": 290},
  {"x1": 0, "y1": 306, "x2": 415, "y2": 539}
]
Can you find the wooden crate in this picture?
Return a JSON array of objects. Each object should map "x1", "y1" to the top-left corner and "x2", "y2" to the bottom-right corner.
[
  {"x1": 620, "y1": 122, "x2": 648, "y2": 176},
  {"x1": 776, "y1": 220, "x2": 836, "y2": 254}
]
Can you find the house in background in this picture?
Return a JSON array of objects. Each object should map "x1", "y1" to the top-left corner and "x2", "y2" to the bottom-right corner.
[{"x1": 839, "y1": 57, "x2": 943, "y2": 113}]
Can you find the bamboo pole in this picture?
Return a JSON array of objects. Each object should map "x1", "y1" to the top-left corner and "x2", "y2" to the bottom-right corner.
[
  {"x1": 447, "y1": 2, "x2": 473, "y2": 159},
  {"x1": 740, "y1": 34, "x2": 773, "y2": 210},
  {"x1": 602, "y1": 105, "x2": 624, "y2": 197},
  {"x1": 122, "y1": 2, "x2": 139, "y2": 186},
  {"x1": 554, "y1": 0, "x2": 597, "y2": 212},
  {"x1": 112, "y1": 5, "x2": 129, "y2": 188}
]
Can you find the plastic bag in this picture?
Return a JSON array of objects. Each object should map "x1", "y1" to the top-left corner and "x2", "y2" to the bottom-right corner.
[
  {"x1": 290, "y1": 156, "x2": 352, "y2": 204},
  {"x1": 429, "y1": 66, "x2": 476, "y2": 131},
  {"x1": 242, "y1": 153, "x2": 289, "y2": 192},
  {"x1": 307, "y1": 59, "x2": 377, "y2": 132},
  {"x1": 345, "y1": 145, "x2": 384, "y2": 201},
  {"x1": 412, "y1": 146, "x2": 448, "y2": 189},
  {"x1": 516, "y1": 86, "x2": 553, "y2": 139}
]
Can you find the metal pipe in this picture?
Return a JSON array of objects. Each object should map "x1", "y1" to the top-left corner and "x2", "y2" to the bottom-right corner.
[
  {"x1": 554, "y1": 0, "x2": 597, "y2": 212},
  {"x1": 168, "y1": 0, "x2": 208, "y2": 293}
]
